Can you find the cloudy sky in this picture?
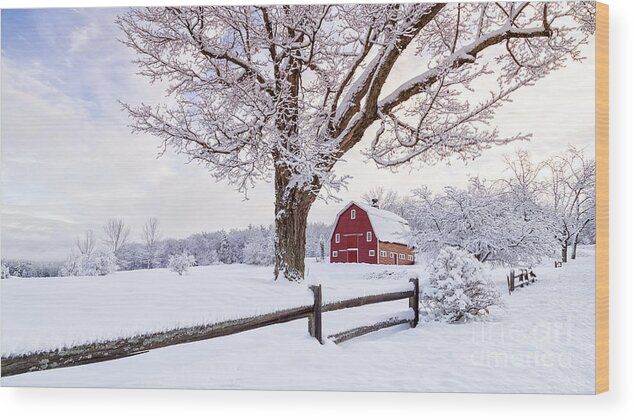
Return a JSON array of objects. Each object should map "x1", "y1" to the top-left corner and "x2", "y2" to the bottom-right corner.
[{"x1": 1, "y1": 6, "x2": 595, "y2": 261}]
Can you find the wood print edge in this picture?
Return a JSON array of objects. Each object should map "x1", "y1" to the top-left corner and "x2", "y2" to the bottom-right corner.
[{"x1": 595, "y1": 1, "x2": 609, "y2": 395}]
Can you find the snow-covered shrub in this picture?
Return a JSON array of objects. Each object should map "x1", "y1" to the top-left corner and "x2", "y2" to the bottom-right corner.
[
  {"x1": 59, "y1": 252, "x2": 85, "y2": 277},
  {"x1": 422, "y1": 247, "x2": 500, "y2": 323},
  {"x1": 1, "y1": 263, "x2": 10, "y2": 279},
  {"x1": 90, "y1": 250, "x2": 118, "y2": 276},
  {"x1": 59, "y1": 250, "x2": 118, "y2": 277},
  {"x1": 168, "y1": 251, "x2": 196, "y2": 276}
]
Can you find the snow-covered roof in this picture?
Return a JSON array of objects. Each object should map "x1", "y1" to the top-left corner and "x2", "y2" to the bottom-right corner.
[{"x1": 335, "y1": 201, "x2": 411, "y2": 245}]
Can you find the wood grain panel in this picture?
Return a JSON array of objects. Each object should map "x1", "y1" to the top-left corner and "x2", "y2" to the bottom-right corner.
[{"x1": 595, "y1": 1, "x2": 609, "y2": 395}]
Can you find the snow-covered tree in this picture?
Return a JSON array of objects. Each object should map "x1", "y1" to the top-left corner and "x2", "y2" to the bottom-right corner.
[
  {"x1": 243, "y1": 230, "x2": 275, "y2": 266},
  {"x1": 142, "y1": 217, "x2": 162, "y2": 269},
  {"x1": 1, "y1": 263, "x2": 10, "y2": 279},
  {"x1": 305, "y1": 222, "x2": 332, "y2": 258},
  {"x1": 217, "y1": 234, "x2": 234, "y2": 264},
  {"x1": 422, "y1": 246, "x2": 501, "y2": 323},
  {"x1": 498, "y1": 149, "x2": 560, "y2": 260},
  {"x1": 318, "y1": 234, "x2": 325, "y2": 262},
  {"x1": 118, "y1": 3, "x2": 594, "y2": 280},
  {"x1": 116, "y1": 242, "x2": 146, "y2": 270},
  {"x1": 543, "y1": 146, "x2": 595, "y2": 262},
  {"x1": 501, "y1": 149, "x2": 547, "y2": 217},
  {"x1": 168, "y1": 251, "x2": 196, "y2": 276},
  {"x1": 184, "y1": 232, "x2": 222, "y2": 266},
  {"x1": 409, "y1": 178, "x2": 555, "y2": 266}
]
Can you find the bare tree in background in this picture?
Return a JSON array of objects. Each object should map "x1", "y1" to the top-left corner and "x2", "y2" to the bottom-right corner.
[
  {"x1": 362, "y1": 187, "x2": 401, "y2": 210},
  {"x1": 544, "y1": 146, "x2": 595, "y2": 262},
  {"x1": 75, "y1": 230, "x2": 96, "y2": 257},
  {"x1": 142, "y1": 218, "x2": 162, "y2": 269},
  {"x1": 119, "y1": 2, "x2": 595, "y2": 281},
  {"x1": 103, "y1": 218, "x2": 131, "y2": 257},
  {"x1": 501, "y1": 149, "x2": 546, "y2": 204}
]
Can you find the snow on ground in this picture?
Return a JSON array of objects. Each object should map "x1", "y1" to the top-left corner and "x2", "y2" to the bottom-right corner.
[
  {"x1": 1, "y1": 260, "x2": 419, "y2": 355},
  {"x1": 1, "y1": 248, "x2": 595, "y2": 393}
]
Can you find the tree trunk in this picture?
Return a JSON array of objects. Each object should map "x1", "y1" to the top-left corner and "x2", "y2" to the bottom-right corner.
[
  {"x1": 273, "y1": 166, "x2": 317, "y2": 282},
  {"x1": 561, "y1": 243, "x2": 568, "y2": 263},
  {"x1": 571, "y1": 234, "x2": 579, "y2": 260}
]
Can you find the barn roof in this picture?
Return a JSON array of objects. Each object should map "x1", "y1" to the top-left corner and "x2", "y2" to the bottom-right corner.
[{"x1": 336, "y1": 201, "x2": 411, "y2": 245}]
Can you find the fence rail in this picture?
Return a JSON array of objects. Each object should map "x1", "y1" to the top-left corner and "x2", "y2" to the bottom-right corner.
[
  {"x1": 1, "y1": 278, "x2": 419, "y2": 377},
  {"x1": 309, "y1": 278, "x2": 419, "y2": 344},
  {"x1": 506, "y1": 268, "x2": 537, "y2": 294},
  {"x1": 328, "y1": 317, "x2": 411, "y2": 344}
]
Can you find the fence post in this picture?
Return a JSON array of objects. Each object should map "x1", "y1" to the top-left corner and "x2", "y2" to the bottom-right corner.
[
  {"x1": 309, "y1": 285, "x2": 323, "y2": 344},
  {"x1": 506, "y1": 274, "x2": 512, "y2": 295},
  {"x1": 409, "y1": 278, "x2": 420, "y2": 328},
  {"x1": 510, "y1": 269, "x2": 515, "y2": 292}
]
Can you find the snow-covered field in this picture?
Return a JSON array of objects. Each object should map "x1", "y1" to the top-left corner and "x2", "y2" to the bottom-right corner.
[
  {"x1": 1, "y1": 248, "x2": 596, "y2": 393},
  {"x1": 1, "y1": 261, "x2": 419, "y2": 355}
]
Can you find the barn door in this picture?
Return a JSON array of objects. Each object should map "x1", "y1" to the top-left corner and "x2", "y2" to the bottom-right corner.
[{"x1": 344, "y1": 234, "x2": 359, "y2": 263}]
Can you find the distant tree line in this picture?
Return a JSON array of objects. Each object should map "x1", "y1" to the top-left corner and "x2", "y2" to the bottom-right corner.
[
  {"x1": 2, "y1": 221, "x2": 332, "y2": 279},
  {"x1": 1, "y1": 260, "x2": 61, "y2": 278}
]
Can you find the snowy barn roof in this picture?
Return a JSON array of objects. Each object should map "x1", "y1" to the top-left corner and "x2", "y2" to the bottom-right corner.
[{"x1": 338, "y1": 201, "x2": 411, "y2": 245}]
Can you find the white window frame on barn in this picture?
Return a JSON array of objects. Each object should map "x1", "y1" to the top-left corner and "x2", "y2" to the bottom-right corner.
[
  {"x1": 380, "y1": 250, "x2": 387, "y2": 257},
  {"x1": 335, "y1": 233, "x2": 340, "y2": 243},
  {"x1": 408, "y1": 255, "x2": 414, "y2": 261},
  {"x1": 369, "y1": 250, "x2": 375, "y2": 257},
  {"x1": 390, "y1": 252, "x2": 395, "y2": 257},
  {"x1": 399, "y1": 253, "x2": 405, "y2": 260},
  {"x1": 350, "y1": 209, "x2": 356, "y2": 219},
  {"x1": 367, "y1": 231, "x2": 372, "y2": 241},
  {"x1": 332, "y1": 251, "x2": 338, "y2": 257}
]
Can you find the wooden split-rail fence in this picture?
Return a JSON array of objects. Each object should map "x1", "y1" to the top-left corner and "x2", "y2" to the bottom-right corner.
[
  {"x1": 506, "y1": 268, "x2": 537, "y2": 295},
  {"x1": 1, "y1": 278, "x2": 419, "y2": 377},
  {"x1": 309, "y1": 278, "x2": 419, "y2": 344}
]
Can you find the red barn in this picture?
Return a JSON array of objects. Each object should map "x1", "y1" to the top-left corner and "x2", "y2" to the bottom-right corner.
[{"x1": 329, "y1": 201, "x2": 415, "y2": 265}]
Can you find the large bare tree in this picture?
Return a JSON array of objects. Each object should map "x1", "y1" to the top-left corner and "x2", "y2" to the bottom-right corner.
[{"x1": 118, "y1": 2, "x2": 594, "y2": 281}]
